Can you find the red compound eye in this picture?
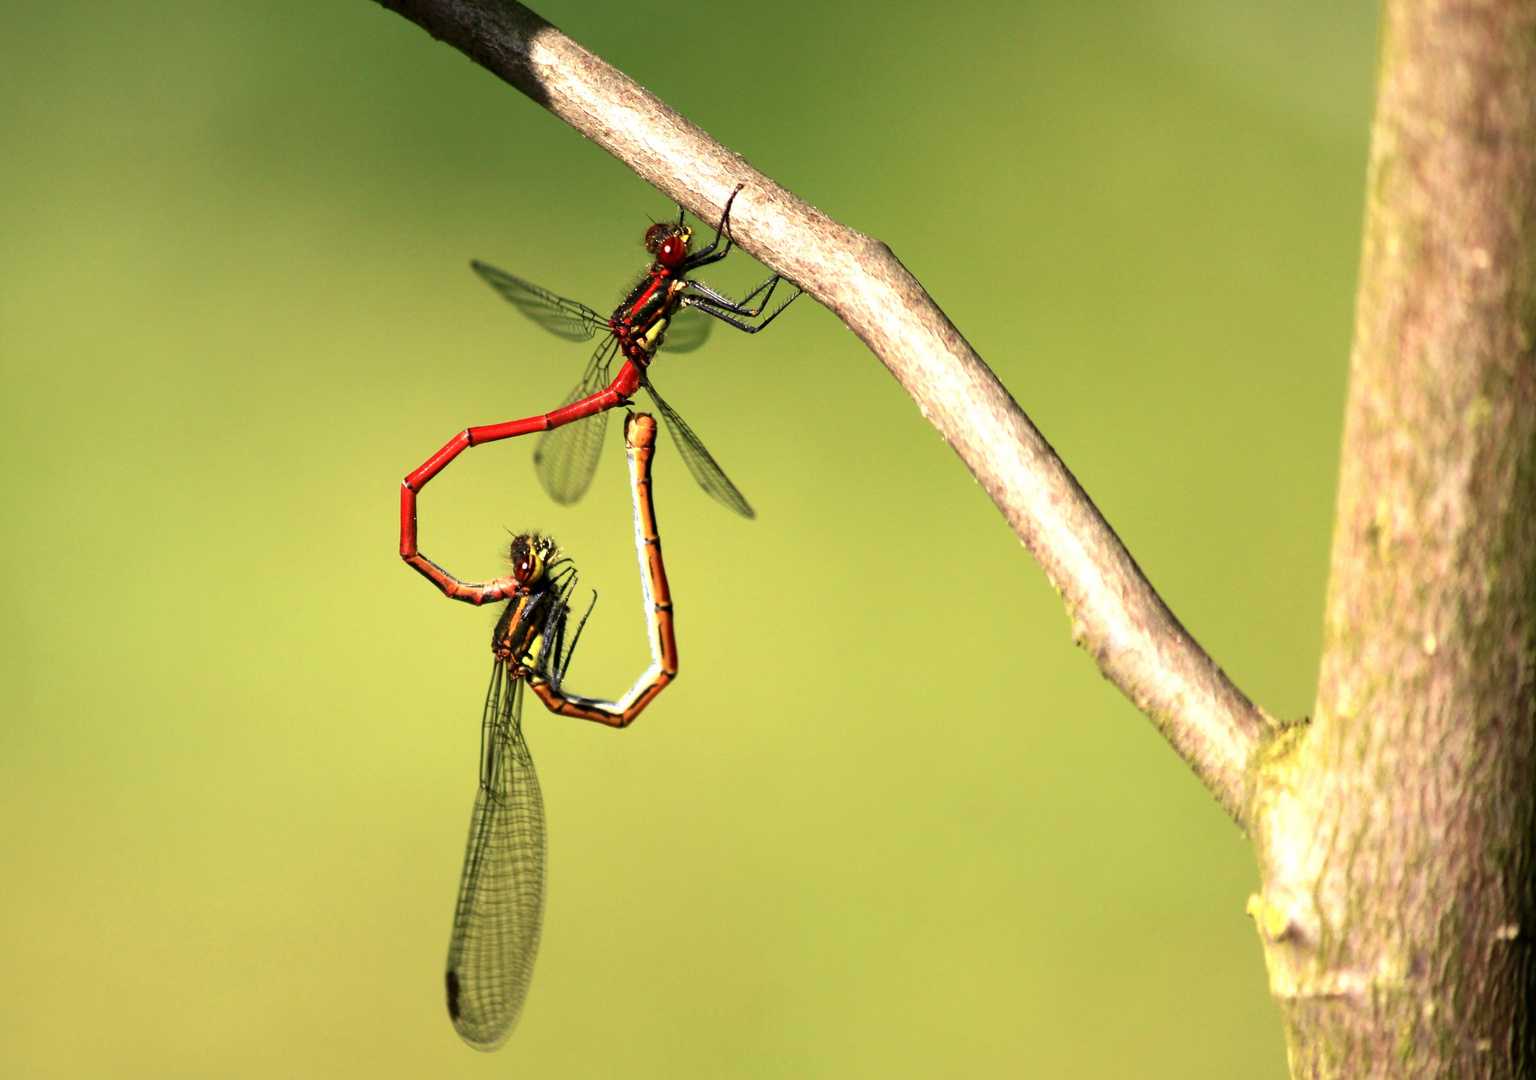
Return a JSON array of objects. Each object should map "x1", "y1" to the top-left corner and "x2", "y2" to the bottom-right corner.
[
  {"x1": 510, "y1": 538, "x2": 541, "y2": 584},
  {"x1": 644, "y1": 223, "x2": 670, "y2": 253},
  {"x1": 658, "y1": 234, "x2": 687, "y2": 268}
]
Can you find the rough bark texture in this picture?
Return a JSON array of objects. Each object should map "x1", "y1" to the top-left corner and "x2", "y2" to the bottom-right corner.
[{"x1": 1248, "y1": 1, "x2": 1536, "y2": 1076}]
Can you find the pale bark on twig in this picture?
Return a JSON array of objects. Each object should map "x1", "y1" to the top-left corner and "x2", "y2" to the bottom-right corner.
[{"x1": 370, "y1": 0, "x2": 1275, "y2": 824}]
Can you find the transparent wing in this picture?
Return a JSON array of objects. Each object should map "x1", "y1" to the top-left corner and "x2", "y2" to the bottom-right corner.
[
  {"x1": 532, "y1": 337, "x2": 619, "y2": 505},
  {"x1": 445, "y1": 666, "x2": 546, "y2": 1052},
  {"x1": 657, "y1": 306, "x2": 713, "y2": 353},
  {"x1": 471, "y1": 260, "x2": 605, "y2": 343},
  {"x1": 642, "y1": 379, "x2": 755, "y2": 519}
]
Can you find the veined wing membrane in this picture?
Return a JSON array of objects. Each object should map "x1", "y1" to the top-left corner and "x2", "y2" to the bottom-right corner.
[
  {"x1": 657, "y1": 306, "x2": 712, "y2": 353},
  {"x1": 446, "y1": 666, "x2": 547, "y2": 1052},
  {"x1": 471, "y1": 261, "x2": 605, "y2": 343},
  {"x1": 642, "y1": 380, "x2": 755, "y2": 519},
  {"x1": 533, "y1": 337, "x2": 620, "y2": 505}
]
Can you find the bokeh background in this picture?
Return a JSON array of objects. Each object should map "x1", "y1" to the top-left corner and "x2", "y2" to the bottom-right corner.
[{"x1": 0, "y1": 2, "x2": 1377, "y2": 1076}]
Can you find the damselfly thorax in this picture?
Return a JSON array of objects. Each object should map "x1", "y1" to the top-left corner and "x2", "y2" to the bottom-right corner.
[
  {"x1": 609, "y1": 223, "x2": 696, "y2": 361},
  {"x1": 489, "y1": 535, "x2": 563, "y2": 671}
]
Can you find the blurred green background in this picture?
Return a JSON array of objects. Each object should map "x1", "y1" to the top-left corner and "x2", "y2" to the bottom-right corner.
[{"x1": 0, "y1": 1, "x2": 1375, "y2": 1076}]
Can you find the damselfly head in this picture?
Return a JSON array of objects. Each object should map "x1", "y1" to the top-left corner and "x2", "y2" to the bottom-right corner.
[
  {"x1": 509, "y1": 534, "x2": 560, "y2": 586},
  {"x1": 645, "y1": 222, "x2": 692, "y2": 269}
]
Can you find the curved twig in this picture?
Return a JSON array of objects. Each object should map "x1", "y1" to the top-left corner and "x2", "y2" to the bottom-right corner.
[{"x1": 371, "y1": 0, "x2": 1277, "y2": 824}]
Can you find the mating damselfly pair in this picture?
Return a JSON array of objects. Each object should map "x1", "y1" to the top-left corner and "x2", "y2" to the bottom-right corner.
[{"x1": 400, "y1": 187, "x2": 798, "y2": 1049}]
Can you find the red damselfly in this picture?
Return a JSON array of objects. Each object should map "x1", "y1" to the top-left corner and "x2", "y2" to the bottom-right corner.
[
  {"x1": 401, "y1": 413, "x2": 676, "y2": 1050},
  {"x1": 406, "y1": 185, "x2": 800, "y2": 520}
]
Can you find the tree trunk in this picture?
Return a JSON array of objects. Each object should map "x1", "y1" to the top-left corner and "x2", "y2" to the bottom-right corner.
[{"x1": 1247, "y1": 1, "x2": 1536, "y2": 1075}]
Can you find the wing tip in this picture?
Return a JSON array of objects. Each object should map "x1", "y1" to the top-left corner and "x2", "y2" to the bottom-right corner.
[
  {"x1": 723, "y1": 495, "x2": 757, "y2": 519},
  {"x1": 453, "y1": 1021, "x2": 516, "y2": 1054}
]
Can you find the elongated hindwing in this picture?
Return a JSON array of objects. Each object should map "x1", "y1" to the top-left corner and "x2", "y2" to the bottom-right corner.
[{"x1": 445, "y1": 667, "x2": 546, "y2": 1052}]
